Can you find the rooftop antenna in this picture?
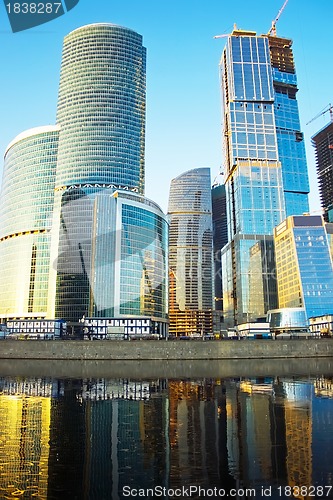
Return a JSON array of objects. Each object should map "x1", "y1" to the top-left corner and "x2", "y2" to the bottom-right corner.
[{"x1": 267, "y1": 0, "x2": 289, "y2": 36}]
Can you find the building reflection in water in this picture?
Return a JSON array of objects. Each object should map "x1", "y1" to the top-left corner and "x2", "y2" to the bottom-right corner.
[{"x1": 0, "y1": 375, "x2": 332, "y2": 499}]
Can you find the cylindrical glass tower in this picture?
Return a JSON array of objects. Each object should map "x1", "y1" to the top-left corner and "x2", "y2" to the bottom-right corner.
[
  {"x1": 56, "y1": 23, "x2": 146, "y2": 192},
  {"x1": 0, "y1": 126, "x2": 59, "y2": 319},
  {"x1": 49, "y1": 24, "x2": 147, "y2": 322}
]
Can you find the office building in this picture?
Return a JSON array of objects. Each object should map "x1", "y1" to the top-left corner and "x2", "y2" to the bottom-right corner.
[
  {"x1": 274, "y1": 215, "x2": 333, "y2": 319},
  {"x1": 268, "y1": 36, "x2": 309, "y2": 216},
  {"x1": 267, "y1": 308, "x2": 308, "y2": 337},
  {"x1": 0, "y1": 24, "x2": 168, "y2": 331},
  {"x1": 88, "y1": 190, "x2": 168, "y2": 335},
  {"x1": 311, "y1": 121, "x2": 333, "y2": 221},
  {"x1": 248, "y1": 237, "x2": 278, "y2": 319},
  {"x1": 309, "y1": 314, "x2": 333, "y2": 337},
  {"x1": 324, "y1": 222, "x2": 333, "y2": 259},
  {"x1": 212, "y1": 182, "x2": 228, "y2": 333},
  {"x1": 55, "y1": 24, "x2": 146, "y2": 194},
  {"x1": 168, "y1": 168, "x2": 213, "y2": 335},
  {"x1": 211, "y1": 183, "x2": 227, "y2": 310},
  {"x1": 48, "y1": 23, "x2": 147, "y2": 322},
  {"x1": 0, "y1": 126, "x2": 59, "y2": 320},
  {"x1": 220, "y1": 28, "x2": 286, "y2": 325}
]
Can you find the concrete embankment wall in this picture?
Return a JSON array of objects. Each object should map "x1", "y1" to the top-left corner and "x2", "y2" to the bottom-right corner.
[{"x1": 0, "y1": 338, "x2": 332, "y2": 361}]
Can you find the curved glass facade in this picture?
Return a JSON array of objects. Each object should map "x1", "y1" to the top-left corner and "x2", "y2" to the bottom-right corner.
[
  {"x1": 56, "y1": 23, "x2": 146, "y2": 192},
  {"x1": 48, "y1": 24, "x2": 148, "y2": 322},
  {"x1": 50, "y1": 188, "x2": 169, "y2": 324},
  {"x1": 168, "y1": 168, "x2": 213, "y2": 335},
  {"x1": 56, "y1": 190, "x2": 169, "y2": 322},
  {"x1": 0, "y1": 126, "x2": 59, "y2": 318},
  {"x1": 267, "y1": 308, "x2": 308, "y2": 332},
  {"x1": 0, "y1": 24, "x2": 168, "y2": 328}
]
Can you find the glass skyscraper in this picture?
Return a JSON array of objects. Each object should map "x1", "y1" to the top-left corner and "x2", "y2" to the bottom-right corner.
[
  {"x1": 0, "y1": 24, "x2": 168, "y2": 331},
  {"x1": 48, "y1": 24, "x2": 147, "y2": 322},
  {"x1": 55, "y1": 24, "x2": 146, "y2": 193},
  {"x1": 89, "y1": 190, "x2": 168, "y2": 321},
  {"x1": 268, "y1": 36, "x2": 309, "y2": 216},
  {"x1": 274, "y1": 215, "x2": 333, "y2": 319},
  {"x1": 168, "y1": 168, "x2": 213, "y2": 336},
  {"x1": 220, "y1": 28, "x2": 310, "y2": 325},
  {"x1": 212, "y1": 183, "x2": 227, "y2": 311},
  {"x1": 220, "y1": 29, "x2": 286, "y2": 325},
  {"x1": 0, "y1": 126, "x2": 59, "y2": 319}
]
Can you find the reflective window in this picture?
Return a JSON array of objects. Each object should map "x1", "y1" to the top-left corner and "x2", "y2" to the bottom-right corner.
[
  {"x1": 0, "y1": 127, "x2": 59, "y2": 317},
  {"x1": 168, "y1": 168, "x2": 213, "y2": 333}
]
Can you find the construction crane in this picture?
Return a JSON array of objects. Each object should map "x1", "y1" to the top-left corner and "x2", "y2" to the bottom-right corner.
[
  {"x1": 213, "y1": 33, "x2": 230, "y2": 40},
  {"x1": 214, "y1": 1, "x2": 289, "y2": 39},
  {"x1": 267, "y1": 0, "x2": 289, "y2": 36},
  {"x1": 212, "y1": 172, "x2": 224, "y2": 187},
  {"x1": 306, "y1": 104, "x2": 333, "y2": 126},
  {"x1": 213, "y1": 24, "x2": 237, "y2": 39}
]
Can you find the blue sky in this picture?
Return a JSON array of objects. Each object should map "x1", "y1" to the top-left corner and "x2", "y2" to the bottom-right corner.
[{"x1": 0, "y1": 0, "x2": 332, "y2": 213}]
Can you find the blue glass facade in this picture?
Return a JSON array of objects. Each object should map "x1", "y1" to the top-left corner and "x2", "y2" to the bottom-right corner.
[
  {"x1": 295, "y1": 225, "x2": 333, "y2": 318},
  {"x1": 220, "y1": 30, "x2": 311, "y2": 325},
  {"x1": 119, "y1": 198, "x2": 168, "y2": 319},
  {"x1": 269, "y1": 38, "x2": 310, "y2": 216},
  {"x1": 222, "y1": 34, "x2": 285, "y2": 243},
  {"x1": 221, "y1": 30, "x2": 286, "y2": 325},
  {"x1": 268, "y1": 308, "x2": 308, "y2": 332},
  {"x1": 274, "y1": 216, "x2": 333, "y2": 319},
  {"x1": 88, "y1": 191, "x2": 168, "y2": 321}
]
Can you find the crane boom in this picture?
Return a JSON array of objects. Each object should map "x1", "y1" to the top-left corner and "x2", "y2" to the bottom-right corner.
[
  {"x1": 268, "y1": 0, "x2": 289, "y2": 36},
  {"x1": 213, "y1": 24, "x2": 238, "y2": 39},
  {"x1": 306, "y1": 104, "x2": 333, "y2": 126}
]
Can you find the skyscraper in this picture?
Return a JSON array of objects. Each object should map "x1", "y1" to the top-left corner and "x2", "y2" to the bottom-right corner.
[
  {"x1": 211, "y1": 183, "x2": 227, "y2": 311},
  {"x1": 0, "y1": 24, "x2": 168, "y2": 332},
  {"x1": 55, "y1": 24, "x2": 146, "y2": 193},
  {"x1": 274, "y1": 215, "x2": 333, "y2": 320},
  {"x1": 312, "y1": 120, "x2": 333, "y2": 221},
  {"x1": 219, "y1": 27, "x2": 309, "y2": 325},
  {"x1": 168, "y1": 168, "x2": 213, "y2": 336},
  {"x1": 48, "y1": 24, "x2": 147, "y2": 322},
  {"x1": 220, "y1": 28, "x2": 286, "y2": 325},
  {"x1": 89, "y1": 190, "x2": 168, "y2": 323},
  {"x1": 0, "y1": 126, "x2": 59, "y2": 320},
  {"x1": 268, "y1": 36, "x2": 309, "y2": 216}
]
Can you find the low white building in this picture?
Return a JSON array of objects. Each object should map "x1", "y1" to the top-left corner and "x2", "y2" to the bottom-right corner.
[{"x1": 309, "y1": 315, "x2": 333, "y2": 337}]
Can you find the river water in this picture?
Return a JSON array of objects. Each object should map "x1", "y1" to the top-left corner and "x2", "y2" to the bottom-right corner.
[{"x1": 0, "y1": 358, "x2": 332, "y2": 499}]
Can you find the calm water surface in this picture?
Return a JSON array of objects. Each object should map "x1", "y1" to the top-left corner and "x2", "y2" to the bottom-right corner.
[{"x1": 0, "y1": 359, "x2": 332, "y2": 500}]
